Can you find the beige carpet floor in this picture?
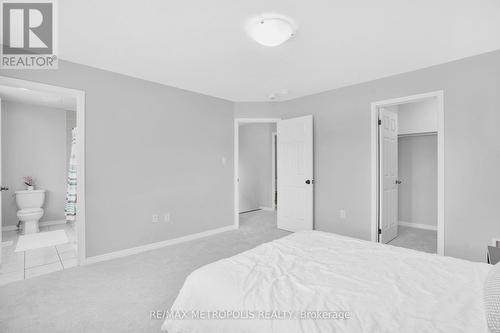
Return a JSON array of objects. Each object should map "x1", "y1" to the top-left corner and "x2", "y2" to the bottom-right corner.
[
  {"x1": 0, "y1": 210, "x2": 288, "y2": 333},
  {"x1": 388, "y1": 226, "x2": 437, "y2": 254}
]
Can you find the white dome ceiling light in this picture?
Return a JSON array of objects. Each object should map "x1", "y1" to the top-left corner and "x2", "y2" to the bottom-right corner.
[
  {"x1": 248, "y1": 17, "x2": 296, "y2": 47},
  {"x1": 268, "y1": 88, "x2": 290, "y2": 101}
]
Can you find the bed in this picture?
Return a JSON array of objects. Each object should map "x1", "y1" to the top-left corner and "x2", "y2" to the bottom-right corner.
[{"x1": 162, "y1": 230, "x2": 492, "y2": 333}]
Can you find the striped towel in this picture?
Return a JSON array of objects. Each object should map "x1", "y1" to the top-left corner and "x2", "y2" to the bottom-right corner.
[{"x1": 65, "y1": 128, "x2": 77, "y2": 222}]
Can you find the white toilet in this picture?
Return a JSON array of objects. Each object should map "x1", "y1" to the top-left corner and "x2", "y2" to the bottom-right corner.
[{"x1": 15, "y1": 190, "x2": 46, "y2": 234}]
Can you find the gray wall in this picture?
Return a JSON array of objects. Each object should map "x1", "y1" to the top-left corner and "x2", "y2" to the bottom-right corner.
[
  {"x1": 0, "y1": 61, "x2": 234, "y2": 257},
  {"x1": 398, "y1": 134, "x2": 437, "y2": 226},
  {"x1": 235, "y1": 49, "x2": 500, "y2": 262},
  {"x1": 1, "y1": 101, "x2": 74, "y2": 226},
  {"x1": 3, "y1": 50, "x2": 499, "y2": 262},
  {"x1": 239, "y1": 123, "x2": 275, "y2": 212}
]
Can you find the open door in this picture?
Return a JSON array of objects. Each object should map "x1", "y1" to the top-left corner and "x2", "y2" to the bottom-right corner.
[
  {"x1": 0, "y1": 97, "x2": 2, "y2": 264},
  {"x1": 277, "y1": 115, "x2": 313, "y2": 232},
  {"x1": 379, "y1": 107, "x2": 399, "y2": 243}
]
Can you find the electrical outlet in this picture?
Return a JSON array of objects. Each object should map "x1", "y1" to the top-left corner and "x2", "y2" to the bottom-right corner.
[
  {"x1": 152, "y1": 214, "x2": 160, "y2": 223},
  {"x1": 164, "y1": 213, "x2": 171, "y2": 223},
  {"x1": 339, "y1": 209, "x2": 347, "y2": 219}
]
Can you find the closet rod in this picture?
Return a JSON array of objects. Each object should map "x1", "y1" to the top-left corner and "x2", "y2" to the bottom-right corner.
[{"x1": 398, "y1": 131, "x2": 437, "y2": 138}]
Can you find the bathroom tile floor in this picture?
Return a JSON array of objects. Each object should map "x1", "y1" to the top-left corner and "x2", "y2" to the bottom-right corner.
[{"x1": 0, "y1": 223, "x2": 77, "y2": 286}]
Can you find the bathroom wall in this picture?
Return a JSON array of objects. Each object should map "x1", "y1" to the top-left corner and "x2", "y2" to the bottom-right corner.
[
  {"x1": 239, "y1": 123, "x2": 276, "y2": 212},
  {"x1": 66, "y1": 110, "x2": 77, "y2": 172},
  {"x1": 1, "y1": 101, "x2": 74, "y2": 227}
]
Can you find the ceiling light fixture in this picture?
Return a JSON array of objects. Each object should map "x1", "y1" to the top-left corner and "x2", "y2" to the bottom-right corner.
[
  {"x1": 268, "y1": 88, "x2": 290, "y2": 101},
  {"x1": 248, "y1": 17, "x2": 296, "y2": 47}
]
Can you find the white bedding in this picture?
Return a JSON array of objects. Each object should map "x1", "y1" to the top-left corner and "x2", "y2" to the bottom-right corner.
[{"x1": 162, "y1": 231, "x2": 491, "y2": 333}]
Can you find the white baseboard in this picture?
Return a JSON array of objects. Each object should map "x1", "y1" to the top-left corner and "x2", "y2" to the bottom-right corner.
[
  {"x1": 1, "y1": 219, "x2": 66, "y2": 232},
  {"x1": 84, "y1": 225, "x2": 237, "y2": 265},
  {"x1": 1, "y1": 240, "x2": 14, "y2": 247},
  {"x1": 399, "y1": 221, "x2": 437, "y2": 231},
  {"x1": 1, "y1": 225, "x2": 18, "y2": 231},
  {"x1": 259, "y1": 206, "x2": 275, "y2": 211}
]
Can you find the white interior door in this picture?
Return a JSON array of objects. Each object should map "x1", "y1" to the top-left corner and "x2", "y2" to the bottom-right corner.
[
  {"x1": 379, "y1": 107, "x2": 399, "y2": 243},
  {"x1": 277, "y1": 115, "x2": 313, "y2": 231},
  {"x1": 0, "y1": 98, "x2": 2, "y2": 264}
]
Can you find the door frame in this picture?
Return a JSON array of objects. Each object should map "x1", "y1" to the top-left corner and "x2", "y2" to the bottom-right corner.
[
  {"x1": 271, "y1": 132, "x2": 277, "y2": 210},
  {"x1": 0, "y1": 76, "x2": 87, "y2": 265},
  {"x1": 370, "y1": 91, "x2": 444, "y2": 255},
  {"x1": 234, "y1": 118, "x2": 281, "y2": 228}
]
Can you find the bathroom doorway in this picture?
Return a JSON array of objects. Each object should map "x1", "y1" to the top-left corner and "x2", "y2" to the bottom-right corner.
[{"x1": 0, "y1": 77, "x2": 86, "y2": 285}]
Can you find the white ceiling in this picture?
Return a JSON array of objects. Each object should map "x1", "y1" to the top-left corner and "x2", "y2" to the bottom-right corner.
[
  {"x1": 0, "y1": 85, "x2": 76, "y2": 110},
  {"x1": 59, "y1": 0, "x2": 500, "y2": 102}
]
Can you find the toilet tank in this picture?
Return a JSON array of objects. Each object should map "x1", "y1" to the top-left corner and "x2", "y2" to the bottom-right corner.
[{"x1": 15, "y1": 190, "x2": 46, "y2": 209}]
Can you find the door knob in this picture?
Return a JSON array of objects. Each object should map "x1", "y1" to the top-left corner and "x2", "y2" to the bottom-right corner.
[
  {"x1": 395, "y1": 180, "x2": 402, "y2": 185},
  {"x1": 1, "y1": 186, "x2": 9, "y2": 191},
  {"x1": 305, "y1": 180, "x2": 314, "y2": 184}
]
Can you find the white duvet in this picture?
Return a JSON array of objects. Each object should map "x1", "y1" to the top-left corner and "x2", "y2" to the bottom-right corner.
[{"x1": 162, "y1": 231, "x2": 491, "y2": 333}]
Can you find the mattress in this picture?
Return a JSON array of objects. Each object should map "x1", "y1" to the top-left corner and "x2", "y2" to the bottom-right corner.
[{"x1": 162, "y1": 230, "x2": 491, "y2": 333}]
